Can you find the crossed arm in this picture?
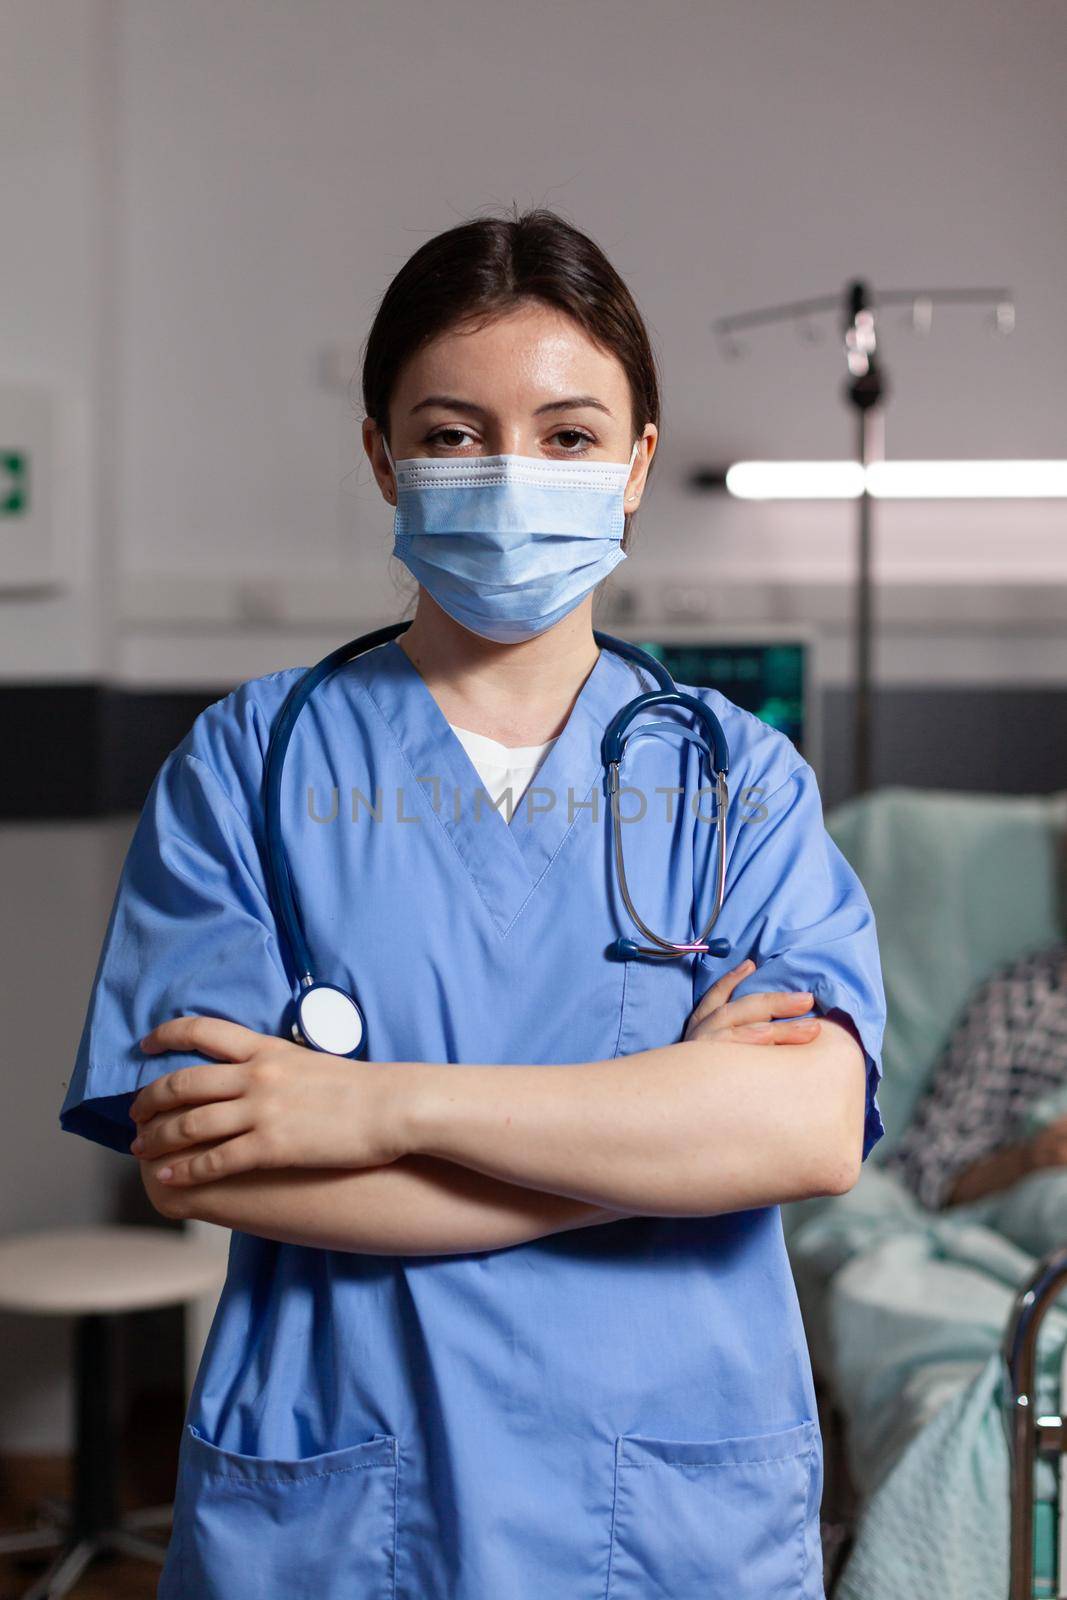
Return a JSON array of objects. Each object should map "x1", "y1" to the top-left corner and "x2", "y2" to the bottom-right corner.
[
  {"x1": 143, "y1": 1155, "x2": 632, "y2": 1255},
  {"x1": 133, "y1": 962, "x2": 869, "y2": 1255}
]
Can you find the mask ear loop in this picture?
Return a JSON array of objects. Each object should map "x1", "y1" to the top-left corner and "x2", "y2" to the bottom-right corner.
[
  {"x1": 624, "y1": 437, "x2": 641, "y2": 505},
  {"x1": 380, "y1": 431, "x2": 398, "y2": 503}
]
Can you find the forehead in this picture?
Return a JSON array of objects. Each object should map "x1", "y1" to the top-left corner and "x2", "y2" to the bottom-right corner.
[{"x1": 393, "y1": 302, "x2": 630, "y2": 409}]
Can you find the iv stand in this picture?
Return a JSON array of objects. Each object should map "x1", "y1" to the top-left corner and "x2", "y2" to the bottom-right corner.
[
  {"x1": 711, "y1": 280, "x2": 1014, "y2": 799},
  {"x1": 846, "y1": 283, "x2": 885, "y2": 798}
]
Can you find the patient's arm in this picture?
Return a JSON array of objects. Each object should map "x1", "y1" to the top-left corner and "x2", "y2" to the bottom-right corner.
[
  {"x1": 142, "y1": 1150, "x2": 632, "y2": 1255},
  {"x1": 944, "y1": 1139, "x2": 1032, "y2": 1207},
  {"x1": 946, "y1": 1113, "x2": 1067, "y2": 1206}
]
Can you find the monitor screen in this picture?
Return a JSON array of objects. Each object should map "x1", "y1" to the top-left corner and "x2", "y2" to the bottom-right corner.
[{"x1": 634, "y1": 639, "x2": 809, "y2": 761}]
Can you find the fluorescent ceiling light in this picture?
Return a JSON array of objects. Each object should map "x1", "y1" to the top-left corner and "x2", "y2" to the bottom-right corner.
[
  {"x1": 725, "y1": 460, "x2": 1067, "y2": 500},
  {"x1": 867, "y1": 460, "x2": 1067, "y2": 498},
  {"x1": 725, "y1": 462, "x2": 865, "y2": 499}
]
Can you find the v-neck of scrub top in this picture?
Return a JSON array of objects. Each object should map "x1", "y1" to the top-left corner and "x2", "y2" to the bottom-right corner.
[
  {"x1": 352, "y1": 636, "x2": 652, "y2": 937},
  {"x1": 447, "y1": 724, "x2": 557, "y2": 815}
]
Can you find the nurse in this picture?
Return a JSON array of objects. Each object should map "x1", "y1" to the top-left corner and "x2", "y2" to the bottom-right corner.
[{"x1": 61, "y1": 207, "x2": 886, "y2": 1600}]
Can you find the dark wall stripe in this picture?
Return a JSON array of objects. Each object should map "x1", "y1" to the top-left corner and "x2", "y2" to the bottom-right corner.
[
  {"x1": 98, "y1": 688, "x2": 222, "y2": 815},
  {"x1": 2, "y1": 682, "x2": 1066, "y2": 820},
  {"x1": 4, "y1": 684, "x2": 108, "y2": 818},
  {"x1": 1, "y1": 684, "x2": 218, "y2": 819},
  {"x1": 821, "y1": 687, "x2": 1067, "y2": 811}
]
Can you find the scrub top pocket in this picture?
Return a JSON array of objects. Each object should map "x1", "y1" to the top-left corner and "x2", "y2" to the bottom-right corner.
[
  {"x1": 160, "y1": 1422, "x2": 398, "y2": 1600},
  {"x1": 605, "y1": 1418, "x2": 819, "y2": 1600}
]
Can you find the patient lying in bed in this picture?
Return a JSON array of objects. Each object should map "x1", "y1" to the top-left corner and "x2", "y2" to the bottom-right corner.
[{"x1": 882, "y1": 940, "x2": 1067, "y2": 1210}]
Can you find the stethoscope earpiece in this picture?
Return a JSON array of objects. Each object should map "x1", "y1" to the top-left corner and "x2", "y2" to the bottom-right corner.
[{"x1": 608, "y1": 935, "x2": 733, "y2": 962}]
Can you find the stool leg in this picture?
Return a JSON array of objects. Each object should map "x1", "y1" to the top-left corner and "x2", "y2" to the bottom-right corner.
[
  {"x1": 0, "y1": 1526, "x2": 63, "y2": 1556},
  {"x1": 70, "y1": 1314, "x2": 118, "y2": 1541},
  {"x1": 19, "y1": 1537, "x2": 95, "y2": 1600}
]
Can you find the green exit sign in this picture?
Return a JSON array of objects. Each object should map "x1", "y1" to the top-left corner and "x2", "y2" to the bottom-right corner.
[{"x1": 2, "y1": 451, "x2": 28, "y2": 516}]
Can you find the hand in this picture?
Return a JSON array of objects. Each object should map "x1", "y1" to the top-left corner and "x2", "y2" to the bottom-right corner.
[
  {"x1": 1023, "y1": 1116, "x2": 1067, "y2": 1175},
  {"x1": 683, "y1": 958, "x2": 821, "y2": 1047},
  {"x1": 127, "y1": 1015, "x2": 410, "y2": 1186}
]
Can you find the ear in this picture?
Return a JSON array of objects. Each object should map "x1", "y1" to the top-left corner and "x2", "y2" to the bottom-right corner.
[
  {"x1": 624, "y1": 425, "x2": 658, "y2": 511},
  {"x1": 363, "y1": 418, "x2": 396, "y2": 506}
]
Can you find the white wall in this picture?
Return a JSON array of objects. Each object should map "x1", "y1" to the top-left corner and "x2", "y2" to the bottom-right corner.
[{"x1": 0, "y1": 0, "x2": 118, "y2": 679}]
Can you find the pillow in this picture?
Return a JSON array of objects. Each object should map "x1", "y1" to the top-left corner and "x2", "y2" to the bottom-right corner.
[{"x1": 825, "y1": 786, "x2": 1067, "y2": 1155}]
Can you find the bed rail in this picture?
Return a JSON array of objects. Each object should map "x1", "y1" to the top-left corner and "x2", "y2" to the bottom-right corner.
[{"x1": 1003, "y1": 1245, "x2": 1067, "y2": 1600}]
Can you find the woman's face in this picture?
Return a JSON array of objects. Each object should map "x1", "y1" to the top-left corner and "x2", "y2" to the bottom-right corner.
[{"x1": 364, "y1": 301, "x2": 657, "y2": 511}]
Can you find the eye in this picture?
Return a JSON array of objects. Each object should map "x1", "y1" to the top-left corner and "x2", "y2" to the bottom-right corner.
[
  {"x1": 424, "y1": 426, "x2": 478, "y2": 451},
  {"x1": 549, "y1": 428, "x2": 596, "y2": 455},
  {"x1": 423, "y1": 425, "x2": 598, "y2": 455}
]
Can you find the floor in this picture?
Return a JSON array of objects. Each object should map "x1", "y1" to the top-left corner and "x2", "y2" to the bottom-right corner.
[{"x1": 0, "y1": 1384, "x2": 182, "y2": 1600}]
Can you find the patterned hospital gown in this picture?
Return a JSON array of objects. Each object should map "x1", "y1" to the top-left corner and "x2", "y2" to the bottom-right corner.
[{"x1": 882, "y1": 943, "x2": 1067, "y2": 1211}]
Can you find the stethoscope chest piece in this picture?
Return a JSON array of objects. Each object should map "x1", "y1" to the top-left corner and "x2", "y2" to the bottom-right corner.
[{"x1": 293, "y1": 982, "x2": 366, "y2": 1059}]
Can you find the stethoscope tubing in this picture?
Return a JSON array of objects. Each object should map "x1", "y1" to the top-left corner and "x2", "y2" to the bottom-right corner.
[
  {"x1": 263, "y1": 619, "x2": 414, "y2": 987},
  {"x1": 262, "y1": 622, "x2": 732, "y2": 1050}
]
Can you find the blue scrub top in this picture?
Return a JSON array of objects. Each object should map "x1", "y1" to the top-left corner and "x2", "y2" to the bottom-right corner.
[{"x1": 61, "y1": 638, "x2": 886, "y2": 1600}]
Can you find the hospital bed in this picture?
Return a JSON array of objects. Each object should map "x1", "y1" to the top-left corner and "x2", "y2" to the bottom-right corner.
[{"x1": 781, "y1": 784, "x2": 1067, "y2": 1599}]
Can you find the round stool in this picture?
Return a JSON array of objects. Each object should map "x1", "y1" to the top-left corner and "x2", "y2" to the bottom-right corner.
[{"x1": 0, "y1": 1225, "x2": 228, "y2": 1599}]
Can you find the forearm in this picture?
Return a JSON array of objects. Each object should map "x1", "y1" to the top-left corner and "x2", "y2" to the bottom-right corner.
[
  {"x1": 402, "y1": 1030, "x2": 864, "y2": 1217},
  {"x1": 146, "y1": 1152, "x2": 633, "y2": 1255},
  {"x1": 945, "y1": 1140, "x2": 1031, "y2": 1207}
]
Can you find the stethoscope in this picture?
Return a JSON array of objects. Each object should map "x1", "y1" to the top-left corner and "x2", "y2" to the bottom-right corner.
[{"x1": 264, "y1": 619, "x2": 731, "y2": 1059}]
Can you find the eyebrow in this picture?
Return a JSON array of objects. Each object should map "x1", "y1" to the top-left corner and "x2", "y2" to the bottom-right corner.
[{"x1": 409, "y1": 393, "x2": 614, "y2": 419}]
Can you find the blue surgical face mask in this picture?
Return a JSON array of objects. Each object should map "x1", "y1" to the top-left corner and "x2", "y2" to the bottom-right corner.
[{"x1": 381, "y1": 438, "x2": 640, "y2": 644}]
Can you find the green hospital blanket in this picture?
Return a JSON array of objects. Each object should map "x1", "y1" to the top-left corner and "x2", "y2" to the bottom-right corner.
[{"x1": 788, "y1": 1086, "x2": 1067, "y2": 1599}]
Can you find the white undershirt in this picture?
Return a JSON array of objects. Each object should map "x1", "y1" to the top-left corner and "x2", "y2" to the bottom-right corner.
[{"x1": 448, "y1": 723, "x2": 557, "y2": 816}]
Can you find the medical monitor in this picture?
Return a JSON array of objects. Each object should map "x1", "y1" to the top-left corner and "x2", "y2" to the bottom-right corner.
[{"x1": 614, "y1": 626, "x2": 821, "y2": 776}]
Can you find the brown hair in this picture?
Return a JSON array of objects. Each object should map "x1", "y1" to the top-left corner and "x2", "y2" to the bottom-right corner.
[{"x1": 360, "y1": 205, "x2": 661, "y2": 549}]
